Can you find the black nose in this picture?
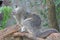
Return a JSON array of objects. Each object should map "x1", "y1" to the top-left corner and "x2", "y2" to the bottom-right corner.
[{"x1": 0, "y1": 1, "x2": 3, "y2": 6}]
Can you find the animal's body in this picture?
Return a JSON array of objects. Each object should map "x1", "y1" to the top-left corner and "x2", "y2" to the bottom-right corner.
[
  {"x1": 22, "y1": 14, "x2": 58, "y2": 38},
  {"x1": 12, "y1": 6, "x2": 58, "y2": 39}
]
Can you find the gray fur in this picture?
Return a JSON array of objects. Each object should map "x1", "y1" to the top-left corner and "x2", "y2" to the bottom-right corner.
[
  {"x1": 22, "y1": 14, "x2": 58, "y2": 38},
  {"x1": 12, "y1": 7, "x2": 58, "y2": 38}
]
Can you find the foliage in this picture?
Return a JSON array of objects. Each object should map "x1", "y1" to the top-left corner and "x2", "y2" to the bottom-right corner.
[
  {"x1": 54, "y1": 0, "x2": 60, "y2": 6},
  {"x1": 0, "y1": 6, "x2": 12, "y2": 30}
]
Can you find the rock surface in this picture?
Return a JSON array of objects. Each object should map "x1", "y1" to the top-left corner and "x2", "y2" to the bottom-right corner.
[
  {"x1": 0, "y1": 25, "x2": 60, "y2": 40},
  {"x1": 46, "y1": 33, "x2": 60, "y2": 40}
]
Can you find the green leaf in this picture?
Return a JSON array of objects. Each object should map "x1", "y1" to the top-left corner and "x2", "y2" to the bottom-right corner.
[{"x1": 0, "y1": 6, "x2": 12, "y2": 29}]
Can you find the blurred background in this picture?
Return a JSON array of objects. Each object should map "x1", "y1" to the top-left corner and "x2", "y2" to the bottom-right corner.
[{"x1": 0, "y1": 0, "x2": 60, "y2": 31}]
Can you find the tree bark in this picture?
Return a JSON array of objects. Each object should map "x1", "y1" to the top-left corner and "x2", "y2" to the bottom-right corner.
[{"x1": 46, "y1": 0, "x2": 59, "y2": 31}]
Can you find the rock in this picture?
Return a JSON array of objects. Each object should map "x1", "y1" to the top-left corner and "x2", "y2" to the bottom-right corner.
[
  {"x1": 0, "y1": 24, "x2": 20, "y2": 39},
  {"x1": 46, "y1": 33, "x2": 60, "y2": 40},
  {"x1": 0, "y1": 24, "x2": 60, "y2": 40}
]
